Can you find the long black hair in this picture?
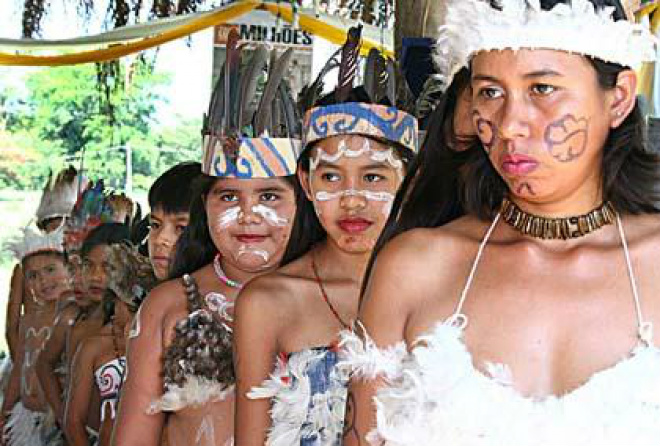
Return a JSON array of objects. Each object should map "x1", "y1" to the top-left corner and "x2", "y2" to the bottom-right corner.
[{"x1": 281, "y1": 87, "x2": 417, "y2": 265}]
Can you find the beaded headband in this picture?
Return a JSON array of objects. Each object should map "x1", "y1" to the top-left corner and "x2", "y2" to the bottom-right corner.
[
  {"x1": 303, "y1": 102, "x2": 419, "y2": 153},
  {"x1": 202, "y1": 135, "x2": 301, "y2": 178},
  {"x1": 435, "y1": 0, "x2": 658, "y2": 87}
]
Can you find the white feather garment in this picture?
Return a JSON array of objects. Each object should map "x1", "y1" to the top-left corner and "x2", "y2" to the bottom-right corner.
[
  {"x1": 4, "y1": 402, "x2": 61, "y2": 446},
  {"x1": 435, "y1": 0, "x2": 658, "y2": 87},
  {"x1": 337, "y1": 329, "x2": 407, "y2": 381},
  {"x1": 368, "y1": 321, "x2": 660, "y2": 446},
  {"x1": 148, "y1": 376, "x2": 234, "y2": 413},
  {"x1": 248, "y1": 348, "x2": 348, "y2": 446}
]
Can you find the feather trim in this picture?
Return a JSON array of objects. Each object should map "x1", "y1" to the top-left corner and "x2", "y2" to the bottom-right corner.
[
  {"x1": 148, "y1": 376, "x2": 234, "y2": 413},
  {"x1": 338, "y1": 328, "x2": 407, "y2": 381},
  {"x1": 368, "y1": 321, "x2": 660, "y2": 446},
  {"x1": 249, "y1": 349, "x2": 348, "y2": 446}
]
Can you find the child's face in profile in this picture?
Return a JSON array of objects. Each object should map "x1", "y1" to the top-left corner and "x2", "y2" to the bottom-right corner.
[{"x1": 147, "y1": 208, "x2": 189, "y2": 280}]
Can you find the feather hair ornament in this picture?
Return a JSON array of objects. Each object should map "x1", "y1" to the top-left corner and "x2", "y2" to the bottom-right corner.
[
  {"x1": 6, "y1": 225, "x2": 65, "y2": 262},
  {"x1": 202, "y1": 39, "x2": 301, "y2": 179},
  {"x1": 105, "y1": 242, "x2": 157, "y2": 311},
  {"x1": 35, "y1": 165, "x2": 87, "y2": 225},
  {"x1": 336, "y1": 25, "x2": 363, "y2": 103},
  {"x1": 64, "y1": 181, "x2": 134, "y2": 253},
  {"x1": 435, "y1": 0, "x2": 658, "y2": 88},
  {"x1": 301, "y1": 26, "x2": 420, "y2": 155}
]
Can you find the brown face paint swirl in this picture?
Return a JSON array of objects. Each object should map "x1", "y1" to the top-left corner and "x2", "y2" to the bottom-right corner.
[
  {"x1": 544, "y1": 114, "x2": 589, "y2": 163},
  {"x1": 473, "y1": 110, "x2": 498, "y2": 154},
  {"x1": 516, "y1": 182, "x2": 536, "y2": 196}
]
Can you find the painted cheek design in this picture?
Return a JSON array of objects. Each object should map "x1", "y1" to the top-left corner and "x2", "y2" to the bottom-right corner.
[
  {"x1": 473, "y1": 110, "x2": 498, "y2": 154},
  {"x1": 251, "y1": 204, "x2": 289, "y2": 227},
  {"x1": 544, "y1": 114, "x2": 589, "y2": 163},
  {"x1": 217, "y1": 206, "x2": 241, "y2": 229}
]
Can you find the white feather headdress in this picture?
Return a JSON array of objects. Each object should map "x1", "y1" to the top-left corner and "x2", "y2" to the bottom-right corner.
[
  {"x1": 435, "y1": 0, "x2": 658, "y2": 87},
  {"x1": 6, "y1": 225, "x2": 65, "y2": 261},
  {"x1": 35, "y1": 166, "x2": 86, "y2": 224}
]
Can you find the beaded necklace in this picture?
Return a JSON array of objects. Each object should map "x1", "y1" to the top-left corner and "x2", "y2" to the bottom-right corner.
[
  {"x1": 310, "y1": 254, "x2": 352, "y2": 330},
  {"x1": 213, "y1": 255, "x2": 243, "y2": 290}
]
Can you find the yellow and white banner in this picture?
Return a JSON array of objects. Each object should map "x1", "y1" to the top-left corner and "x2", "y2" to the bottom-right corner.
[{"x1": 0, "y1": 1, "x2": 392, "y2": 67}]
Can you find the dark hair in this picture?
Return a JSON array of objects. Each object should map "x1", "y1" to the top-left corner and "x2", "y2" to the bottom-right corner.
[
  {"x1": 102, "y1": 293, "x2": 115, "y2": 325},
  {"x1": 281, "y1": 88, "x2": 417, "y2": 265},
  {"x1": 148, "y1": 162, "x2": 202, "y2": 215},
  {"x1": 80, "y1": 223, "x2": 130, "y2": 258},
  {"x1": 168, "y1": 175, "x2": 219, "y2": 279},
  {"x1": 168, "y1": 174, "x2": 297, "y2": 278}
]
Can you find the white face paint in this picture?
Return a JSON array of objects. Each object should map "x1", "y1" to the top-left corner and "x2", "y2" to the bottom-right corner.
[
  {"x1": 309, "y1": 138, "x2": 404, "y2": 179},
  {"x1": 314, "y1": 189, "x2": 396, "y2": 216},
  {"x1": 216, "y1": 206, "x2": 241, "y2": 229},
  {"x1": 236, "y1": 245, "x2": 270, "y2": 264},
  {"x1": 205, "y1": 292, "x2": 234, "y2": 324},
  {"x1": 195, "y1": 414, "x2": 216, "y2": 446},
  {"x1": 251, "y1": 204, "x2": 289, "y2": 227}
]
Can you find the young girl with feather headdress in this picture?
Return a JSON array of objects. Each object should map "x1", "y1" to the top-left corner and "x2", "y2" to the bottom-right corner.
[
  {"x1": 0, "y1": 226, "x2": 71, "y2": 446},
  {"x1": 342, "y1": 1, "x2": 660, "y2": 445},
  {"x1": 233, "y1": 26, "x2": 419, "y2": 446},
  {"x1": 114, "y1": 31, "x2": 302, "y2": 446},
  {"x1": 5, "y1": 166, "x2": 84, "y2": 363}
]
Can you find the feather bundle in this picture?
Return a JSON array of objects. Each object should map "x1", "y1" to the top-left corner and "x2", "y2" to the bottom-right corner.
[
  {"x1": 204, "y1": 41, "x2": 299, "y2": 144},
  {"x1": 336, "y1": 25, "x2": 362, "y2": 102}
]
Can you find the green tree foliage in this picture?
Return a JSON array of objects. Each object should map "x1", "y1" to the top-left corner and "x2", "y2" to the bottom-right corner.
[{"x1": 0, "y1": 62, "x2": 203, "y2": 191}]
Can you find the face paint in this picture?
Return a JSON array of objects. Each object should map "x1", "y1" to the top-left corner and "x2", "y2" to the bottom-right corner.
[
  {"x1": 314, "y1": 189, "x2": 396, "y2": 216},
  {"x1": 310, "y1": 139, "x2": 404, "y2": 177},
  {"x1": 236, "y1": 245, "x2": 270, "y2": 264},
  {"x1": 205, "y1": 292, "x2": 234, "y2": 324},
  {"x1": 251, "y1": 205, "x2": 288, "y2": 227},
  {"x1": 217, "y1": 206, "x2": 241, "y2": 229},
  {"x1": 195, "y1": 414, "x2": 216, "y2": 446}
]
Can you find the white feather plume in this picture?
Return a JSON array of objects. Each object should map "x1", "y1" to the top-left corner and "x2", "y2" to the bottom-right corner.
[
  {"x1": 5, "y1": 225, "x2": 65, "y2": 261},
  {"x1": 435, "y1": 0, "x2": 658, "y2": 87},
  {"x1": 148, "y1": 376, "x2": 234, "y2": 413},
  {"x1": 338, "y1": 328, "x2": 407, "y2": 382}
]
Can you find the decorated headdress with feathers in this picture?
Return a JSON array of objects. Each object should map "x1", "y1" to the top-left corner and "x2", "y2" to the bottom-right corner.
[
  {"x1": 105, "y1": 242, "x2": 157, "y2": 311},
  {"x1": 435, "y1": 0, "x2": 657, "y2": 89},
  {"x1": 35, "y1": 166, "x2": 87, "y2": 226},
  {"x1": 301, "y1": 26, "x2": 419, "y2": 154},
  {"x1": 7, "y1": 225, "x2": 65, "y2": 262},
  {"x1": 64, "y1": 181, "x2": 138, "y2": 254},
  {"x1": 202, "y1": 29, "x2": 302, "y2": 179}
]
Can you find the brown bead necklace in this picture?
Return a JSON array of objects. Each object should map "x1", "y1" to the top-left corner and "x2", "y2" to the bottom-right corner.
[{"x1": 500, "y1": 197, "x2": 616, "y2": 240}]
